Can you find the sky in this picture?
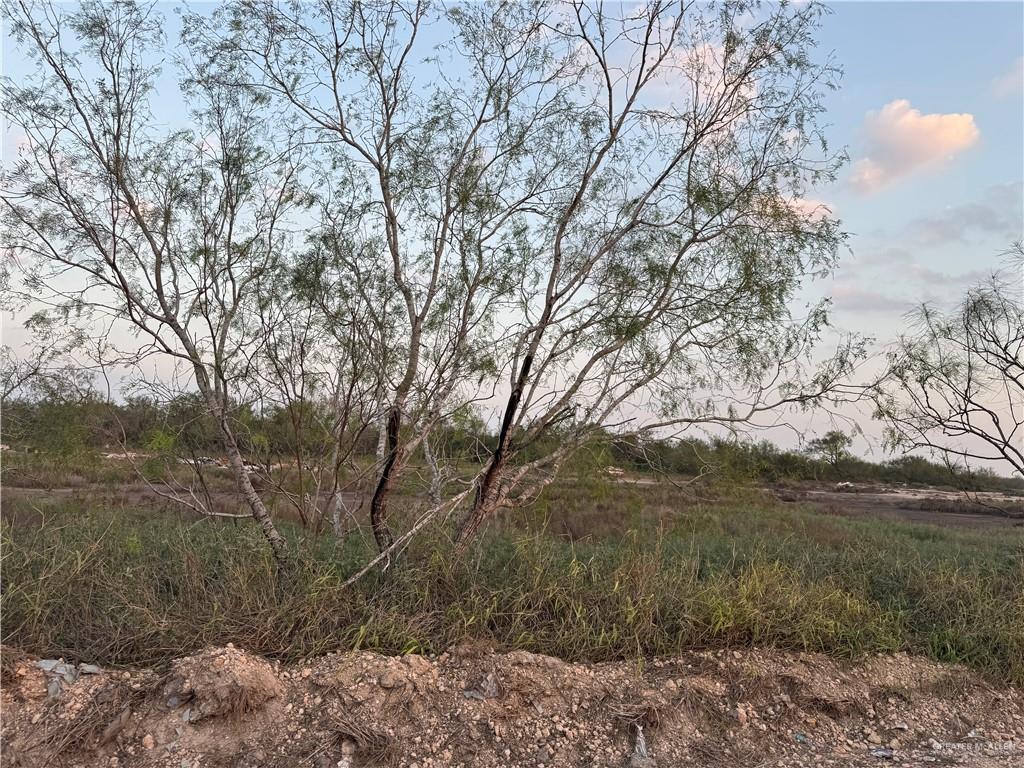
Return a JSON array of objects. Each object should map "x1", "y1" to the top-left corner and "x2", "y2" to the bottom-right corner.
[
  {"x1": 2, "y1": 1, "x2": 1023, "y2": 464},
  {"x1": 792, "y1": 1, "x2": 1024, "y2": 463},
  {"x1": 809, "y1": 1, "x2": 1023, "y2": 336}
]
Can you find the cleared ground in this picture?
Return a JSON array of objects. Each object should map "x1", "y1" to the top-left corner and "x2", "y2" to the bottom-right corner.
[
  {"x1": 3, "y1": 643, "x2": 1022, "y2": 768},
  {"x1": 779, "y1": 484, "x2": 1024, "y2": 530}
]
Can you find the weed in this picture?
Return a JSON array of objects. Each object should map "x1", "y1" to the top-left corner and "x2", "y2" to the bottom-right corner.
[{"x1": 2, "y1": 490, "x2": 1022, "y2": 684}]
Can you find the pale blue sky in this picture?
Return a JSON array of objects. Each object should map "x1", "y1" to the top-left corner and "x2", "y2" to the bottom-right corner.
[
  {"x1": 810, "y1": 2, "x2": 1023, "y2": 336},
  {"x1": 4, "y1": 1, "x2": 1021, "y2": 332}
]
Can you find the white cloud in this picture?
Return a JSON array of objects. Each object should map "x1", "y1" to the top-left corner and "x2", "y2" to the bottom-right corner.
[
  {"x1": 993, "y1": 57, "x2": 1024, "y2": 98},
  {"x1": 849, "y1": 99, "x2": 979, "y2": 194}
]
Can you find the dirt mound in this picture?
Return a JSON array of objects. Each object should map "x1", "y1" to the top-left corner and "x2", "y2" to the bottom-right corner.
[
  {"x1": 2, "y1": 644, "x2": 1021, "y2": 767},
  {"x1": 163, "y1": 645, "x2": 282, "y2": 722}
]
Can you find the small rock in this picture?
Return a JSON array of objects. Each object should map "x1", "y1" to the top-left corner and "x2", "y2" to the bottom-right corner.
[
  {"x1": 463, "y1": 671, "x2": 500, "y2": 700},
  {"x1": 379, "y1": 669, "x2": 406, "y2": 689},
  {"x1": 142, "y1": 734, "x2": 155, "y2": 750}
]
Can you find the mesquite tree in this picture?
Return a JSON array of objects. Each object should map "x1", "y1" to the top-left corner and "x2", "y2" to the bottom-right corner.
[
  {"x1": 190, "y1": 0, "x2": 860, "y2": 558},
  {"x1": 245, "y1": 207, "x2": 397, "y2": 536},
  {"x1": 805, "y1": 430, "x2": 853, "y2": 471},
  {"x1": 874, "y1": 251, "x2": 1023, "y2": 477},
  {"x1": 1, "y1": 0, "x2": 305, "y2": 564},
  {"x1": 453, "y1": 0, "x2": 858, "y2": 547},
  {"x1": 5, "y1": 0, "x2": 867, "y2": 567},
  {"x1": 188, "y1": 0, "x2": 583, "y2": 553}
]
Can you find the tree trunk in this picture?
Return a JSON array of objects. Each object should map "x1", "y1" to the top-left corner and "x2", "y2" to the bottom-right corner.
[
  {"x1": 454, "y1": 455, "x2": 504, "y2": 553},
  {"x1": 376, "y1": 411, "x2": 388, "y2": 465},
  {"x1": 424, "y1": 435, "x2": 443, "y2": 506},
  {"x1": 195, "y1": 372, "x2": 290, "y2": 568},
  {"x1": 369, "y1": 406, "x2": 401, "y2": 553},
  {"x1": 329, "y1": 491, "x2": 346, "y2": 538},
  {"x1": 454, "y1": 353, "x2": 533, "y2": 553},
  {"x1": 327, "y1": 423, "x2": 345, "y2": 538},
  {"x1": 222, "y1": 430, "x2": 291, "y2": 567}
]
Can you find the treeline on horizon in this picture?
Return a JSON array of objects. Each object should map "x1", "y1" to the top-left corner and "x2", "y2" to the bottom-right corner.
[{"x1": 3, "y1": 389, "x2": 1020, "y2": 494}]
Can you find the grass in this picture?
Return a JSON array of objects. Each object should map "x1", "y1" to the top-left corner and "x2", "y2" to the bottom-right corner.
[
  {"x1": 1, "y1": 450, "x2": 140, "y2": 488},
  {"x1": 3, "y1": 478, "x2": 1022, "y2": 684}
]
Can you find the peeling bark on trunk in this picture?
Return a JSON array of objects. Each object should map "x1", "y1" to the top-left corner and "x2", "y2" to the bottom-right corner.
[
  {"x1": 454, "y1": 456, "x2": 504, "y2": 552},
  {"x1": 369, "y1": 406, "x2": 401, "y2": 553},
  {"x1": 454, "y1": 353, "x2": 533, "y2": 552}
]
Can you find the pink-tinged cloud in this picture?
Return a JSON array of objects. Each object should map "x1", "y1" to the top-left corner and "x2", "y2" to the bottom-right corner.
[{"x1": 849, "y1": 99, "x2": 979, "y2": 194}]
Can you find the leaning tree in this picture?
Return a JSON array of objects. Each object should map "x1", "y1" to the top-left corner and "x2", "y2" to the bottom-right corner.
[{"x1": 1, "y1": 0, "x2": 309, "y2": 564}]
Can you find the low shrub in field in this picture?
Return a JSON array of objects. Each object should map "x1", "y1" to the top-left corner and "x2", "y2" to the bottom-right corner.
[{"x1": 2, "y1": 499, "x2": 1022, "y2": 683}]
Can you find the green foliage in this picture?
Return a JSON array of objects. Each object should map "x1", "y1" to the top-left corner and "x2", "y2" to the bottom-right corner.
[
  {"x1": 145, "y1": 427, "x2": 175, "y2": 454},
  {"x1": 6, "y1": 388, "x2": 1020, "y2": 495},
  {"x1": 805, "y1": 430, "x2": 854, "y2": 470}
]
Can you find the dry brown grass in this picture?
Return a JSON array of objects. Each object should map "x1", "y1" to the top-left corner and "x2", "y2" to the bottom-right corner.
[
  {"x1": 331, "y1": 713, "x2": 397, "y2": 765},
  {"x1": 34, "y1": 674, "x2": 155, "y2": 756}
]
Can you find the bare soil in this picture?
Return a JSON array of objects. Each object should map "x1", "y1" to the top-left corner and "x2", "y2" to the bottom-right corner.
[
  {"x1": 783, "y1": 484, "x2": 1024, "y2": 530},
  {"x1": 3, "y1": 644, "x2": 1021, "y2": 768}
]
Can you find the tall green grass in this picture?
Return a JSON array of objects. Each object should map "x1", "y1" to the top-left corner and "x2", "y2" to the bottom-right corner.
[{"x1": 2, "y1": 496, "x2": 1022, "y2": 682}]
